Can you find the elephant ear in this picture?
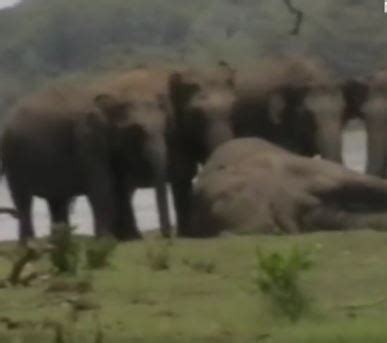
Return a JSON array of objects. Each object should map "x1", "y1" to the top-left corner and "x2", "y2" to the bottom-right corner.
[
  {"x1": 94, "y1": 93, "x2": 131, "y2": 127},
  {"x1": 168, "y1": 72, "x2": 200, "y2": 116}
]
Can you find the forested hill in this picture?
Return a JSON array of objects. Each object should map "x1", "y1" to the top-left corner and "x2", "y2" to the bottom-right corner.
[{"x1": 0, "y1": 0, "x2": 385, "y2": 114}]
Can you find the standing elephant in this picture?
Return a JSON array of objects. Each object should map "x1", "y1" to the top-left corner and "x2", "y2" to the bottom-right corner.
[
  {"x1": 346, "y1": 71, "x2": 387, "y2": 177},
  {"x1": 1, "y1": 68, "x2": 172, "y2": 242},
  {"x1": 168, "y1": 65, "x2": 237, "y2": 236},
  {"x1": 232, "y1": 57, "x2": 346, "y2": 162}
]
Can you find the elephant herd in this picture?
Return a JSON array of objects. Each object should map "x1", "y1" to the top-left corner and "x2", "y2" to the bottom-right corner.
[{"x1": 1, "y1": 56, "x2": 387, "y2": 242}]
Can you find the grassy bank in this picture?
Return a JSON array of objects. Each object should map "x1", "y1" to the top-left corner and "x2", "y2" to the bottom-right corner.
[{"x1": 0, "y1": 230, "x2": 386, "y2": 342}]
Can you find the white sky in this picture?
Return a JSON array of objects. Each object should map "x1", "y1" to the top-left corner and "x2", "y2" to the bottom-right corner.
[{"x1": 0, "y1": 0, "x2": 20, "y2": 9}]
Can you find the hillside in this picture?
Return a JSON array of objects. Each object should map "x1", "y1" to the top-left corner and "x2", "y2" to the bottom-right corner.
[{"x1": 0, "y1": 0, "x2": 385, "y2": 115}]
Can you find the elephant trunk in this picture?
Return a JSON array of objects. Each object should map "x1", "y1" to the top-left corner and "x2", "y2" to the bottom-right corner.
[
  {"x1": 316, "y1": 120, "x2": 343, "y2": 163},
  {"x1": 365, "y1": 117, "x2": 387, "y2": 177},
  {"x1": 305, "y1": 174, "x2": 387, "y2": 231},
  {"x1": 207, "y1": 120, "x2": 234, "y2": 157},
  {"x1": 145, "y1": 134, "x2": 172, "y2": 238}
]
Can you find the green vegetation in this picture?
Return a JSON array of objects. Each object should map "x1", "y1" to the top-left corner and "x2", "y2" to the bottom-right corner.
[
  {"x1": 0, "y1": 230, "x2": 386, "y2": 341},
  {"x1": 256, "y1": 246, "x2": 313, "y2": 321},
  {"x1": 0, "y1": 1, "x2": 385, "y2": 117},
  {"x1": 49, "y1": 224, "x2": 80, "y2": 275},
  {"x1": 85, "y1": 238, "x2": 118, "y2": 270},
  {"x1": 145, "y1": 239, "x2": 171, "y2": 271},
  {"x1": 182, "y1": 256, "x2": 217, "y2": 274}
]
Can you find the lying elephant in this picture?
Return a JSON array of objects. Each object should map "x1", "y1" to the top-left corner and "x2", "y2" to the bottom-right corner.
[{"x1": 189, "y1": 138, "x2": 387, "y2": 236}]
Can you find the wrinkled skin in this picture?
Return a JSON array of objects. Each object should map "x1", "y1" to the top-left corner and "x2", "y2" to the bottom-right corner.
[
  {"x1": 1, "y1": 68, "x2": 172, "y2": 242},
  {"x1": 168, "y1": 66, "x2": 237, "y2": 236},
  {"x1": 190, "y1": 138, "x2": 387, "y2": 236},
  {"x1": 232, "y1": 57, "x2": 345, "y2": 162}
]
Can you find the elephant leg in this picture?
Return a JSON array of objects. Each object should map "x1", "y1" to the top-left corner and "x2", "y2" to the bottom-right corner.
[
  {"x1": 113, "y1": 179, "x2": 141, "y2": 241},
  {"x1": 171, "y1": 178, "x2": 195, "y2": 236},
  {"x1": 86, "y1": 170, "x2": 116, "y2": 238},
  {"x1": 167, "y1": 148, "x2": 196, "y2": 237},
  {"x1": 366, "y1": 119, "x2": 387, "y2": 177},
  {"x1": 270, "y1": 200, "x2": 300, "y2": 234},
  {"x1": 11, "y1": 191, "x2": 34, "y2": 244},
  {"x1": 170, "y1": 155, "x2": 196, "y2": 236},
  {"x1": 47, "y1": 197, "x2": 70, "y2": 226}
]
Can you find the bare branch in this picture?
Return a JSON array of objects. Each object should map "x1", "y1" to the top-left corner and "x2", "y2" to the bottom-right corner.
[
  {"x1": 282, "y1": 0, "x2": 304, "y2": 35},
  {"x1": 8, "y1": 246, "x2": 40, "y2": 285}
]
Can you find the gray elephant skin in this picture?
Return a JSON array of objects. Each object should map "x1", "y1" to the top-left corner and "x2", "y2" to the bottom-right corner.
[
  {"x1": 168, "y1": 65, "x2": 237, "y2": 236},
  {"x1": 342, "y1": 71, "x2": 387, "y2": 178},
  {"x1": 190, "y1": 138, "x2": 387, "y2": 237},
  {"x1": 232, "y1": 57, "x2": 346, "y2": 163},
  {"x1": 1, "y1": 65, "x2": 239, "y2": 241},
  {"x1": 1, "y1": 68, "x2": 173, "y2": 242},
  {"x1": 3, "y1": 57, "x2": 380, "y2": 242}
]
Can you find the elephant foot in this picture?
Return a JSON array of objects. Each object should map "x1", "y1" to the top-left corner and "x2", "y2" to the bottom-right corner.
[
  {"x1": 18, "y1": 237, "x2": 32, "y2": 247},
  {"x1": 18, "y1": 232, "x2": 35, "y2": 246}
]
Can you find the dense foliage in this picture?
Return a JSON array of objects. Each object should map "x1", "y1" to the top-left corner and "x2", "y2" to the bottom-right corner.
[{"x1": 0, "y1": 0, "x2": 385, "y2": 114}]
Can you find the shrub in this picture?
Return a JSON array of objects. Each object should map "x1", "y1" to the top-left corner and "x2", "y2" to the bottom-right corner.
[
  {"x1": 85, "y1": 238, "x2": 118, "y2": 270},
  {"x1": 256, "y1": 246, "x2": 313, "y2": 322},
  {"x1": 49, "y1": 224, "x2": 80, "y2": 275}
]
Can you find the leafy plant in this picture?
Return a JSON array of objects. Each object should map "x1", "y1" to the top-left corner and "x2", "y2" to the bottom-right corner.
[
  {"x1": 256, "y1": 246, "x2": 313, "y2": 322},
  {"x1": 85, "y1": 238, "x2": 118, "y2": 270},
  {"x1": 49, "y1": 224, "x2": 80, "y2": 275}
]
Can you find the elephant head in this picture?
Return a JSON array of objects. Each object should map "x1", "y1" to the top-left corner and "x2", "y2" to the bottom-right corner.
[
  {"x1": 93, "y1": 82, "x2": 172, "y2": 237},
  {"x1": 169, "y1": 66, "x2": 236, "y2": 162},
  {"x1": 264, "y1": 58, "x2": 346, "y2": 162}
]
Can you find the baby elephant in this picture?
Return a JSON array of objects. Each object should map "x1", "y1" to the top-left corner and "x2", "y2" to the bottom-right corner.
[{"x1": 190, "y1": 138, "x2": 387, "y2": 236}]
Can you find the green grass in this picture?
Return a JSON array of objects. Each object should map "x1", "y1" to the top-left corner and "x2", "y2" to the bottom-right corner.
[{"x1": 0, "y1": 230, "x2": 387, "y2": 342}]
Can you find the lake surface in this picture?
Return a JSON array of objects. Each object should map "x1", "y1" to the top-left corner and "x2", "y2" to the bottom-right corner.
[{"x1": 0, "y1": 124, "x2": 367, "y2": 241}]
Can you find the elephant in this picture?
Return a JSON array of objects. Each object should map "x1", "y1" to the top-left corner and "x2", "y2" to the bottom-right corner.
[
  {"x1": 1, "y1": 68, "x2": 173, "y2": 242},
  {"x1": 341, "y1": 77, "x2": 369, "y2": 122},
  {"x1": 343, "y1": 71, "x2": 387, "y2": 177},
  {"x1": 167, "y1": 65, "x2": 237, "y2": 236},
  {"x1": 189, "y1": 138, "x2": 387, "y2": 236},
  {"x1": 232, "y1": 56, "x2": 346, "y2": 162}
]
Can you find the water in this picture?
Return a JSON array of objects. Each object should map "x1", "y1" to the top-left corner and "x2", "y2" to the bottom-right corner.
[{"x1": 0, "y1": 126, "x2": 367, "y2": 241}]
